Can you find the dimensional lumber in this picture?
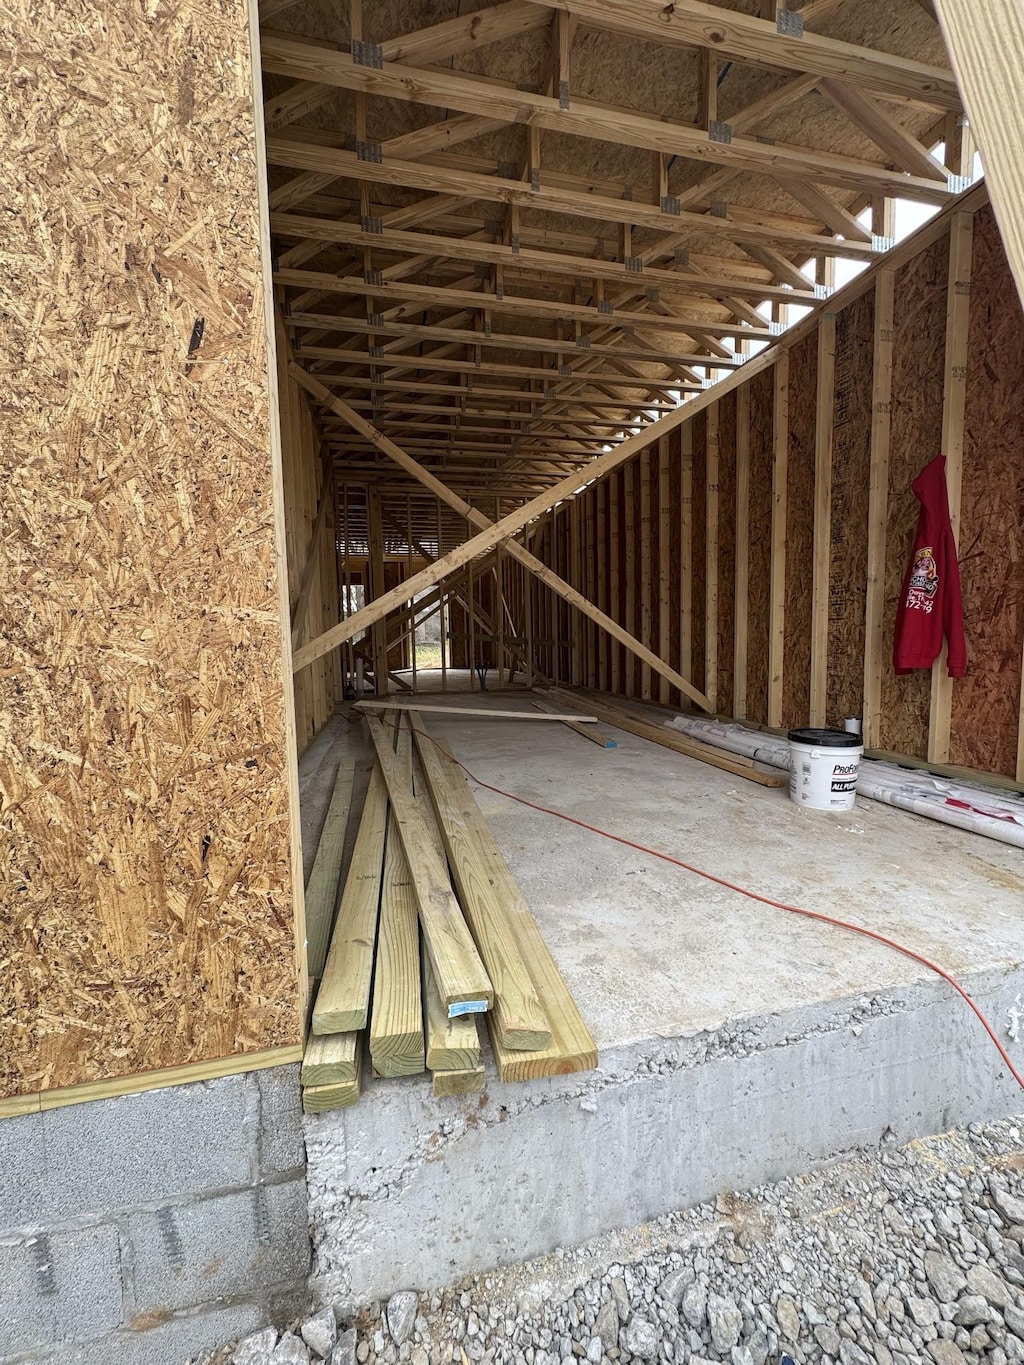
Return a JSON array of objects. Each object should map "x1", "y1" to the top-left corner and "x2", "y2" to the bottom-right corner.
[
  {"x1": 432, "y1": 1066, "x2": 487, "y2": 1098},
  {"x1": 531, "y1": 698, "x2": 617, "y2": 747},
  {"x1": 364, "y1": 716, "x2": 494, "y2": 1013},
  {"x1": 302, "y1": 1047, "x2": 363, "y2": 1115},
  {"x1": 303, "y1": 761, "x2": 355, "y2": 980},
  {"x1": 312, "y1": 765, "x2": 389, "y2": 1035},
  {"x1": 425, "y1": 737, "x2": 597, "y2": 1083},
  {"x1": 422, "y1": 948, "x2": 482, "y2": 1073},
  {"x1": 301, "y1": 1030, "x2": 358, "y2": 1087},
  {"x1": 356, "y1": 701, "x2": 597, "y2": 723},
  {"x1": 369, "y1": 722, "x2": 426, "y2": 1079},
  {"x1": 544, "y1": 689, "x2": 789, "y2": 789},
  {"x1": 410, "y1": 711, "x2": 552, "y2": 1051}
]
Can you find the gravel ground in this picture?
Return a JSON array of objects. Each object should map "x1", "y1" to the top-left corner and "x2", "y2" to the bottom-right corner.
[{"x1": 209, "y1": 1115, "x2": 1024, "y2": 1365}]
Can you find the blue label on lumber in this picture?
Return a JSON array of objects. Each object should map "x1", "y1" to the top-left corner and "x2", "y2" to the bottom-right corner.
[{"x1": 448, "y1": 1000, "x2": 489, "y2": 1018}]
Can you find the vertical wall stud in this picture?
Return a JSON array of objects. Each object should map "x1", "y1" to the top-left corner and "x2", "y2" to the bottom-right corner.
[
  {"x1": 705, "y1": 402, "x2": 720, "y2": 714},
  {"x1": 658, "y1": 435, "x2": 672, "y2": 706},
  {"x1": 810, "y1": 313, "x2": 837, "y2": 726},
  {"x1": 734, "y1": 385, "x2": 751, "y2": 719},
  {"x1": 680, "y1": 425, "x2": 694, "y2": 691},
  {"x1": 640, "y1": 449, "x2": 653, "y2": 700},
  {"x1": 768, "y1": 353, "x2": 790, "y2": 729},
  {"x1": 863, "y1": 269, "x2": 895, "y2": 748}
]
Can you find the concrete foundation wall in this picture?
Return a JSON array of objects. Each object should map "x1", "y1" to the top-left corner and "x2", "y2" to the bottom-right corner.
[
  {"x1": 306, "y1": 967, "x2": 1024, "y2": 1312},
  {"x1": 0, "y1": 1065, "x2": 309, "y2": 1365}
]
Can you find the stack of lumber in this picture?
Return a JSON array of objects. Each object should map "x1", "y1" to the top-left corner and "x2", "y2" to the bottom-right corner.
[
  {"x1": 301, "y1": 712, "x2": 596, "y2": 1112},
  {"x1": 541, "y1": 687, "x2": 789, "y2": 788}
]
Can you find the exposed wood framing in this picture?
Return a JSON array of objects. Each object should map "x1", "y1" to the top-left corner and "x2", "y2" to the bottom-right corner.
[
  {"x1": 734, "y1": 385, "x2": 751, "y2": 720},
  {"x1": 768, "y1": 354, "x2": 790, "y2": 729},
  {"x1": 810, "y1": 314, "x2": 837, "y2": 726},
  {"x1": 705, "y1": 402, "x2": 720, "y2": 713},
  {"x1": 863, "y1": 270, "x2": 896, "y2": 748}
]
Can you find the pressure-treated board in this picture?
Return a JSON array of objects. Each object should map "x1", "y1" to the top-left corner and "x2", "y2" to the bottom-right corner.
[
  {"x1": 303, "y1": 761, "x2": 355, "y2": 980},
  {"x1": 422, "y1": 948, "x2": 481, "y2": 1073},
  {"x1": 302, "y1": 1045, "x2": 363, "y2": 1115},
  {"x1": 312, "y1": 764, "x2": 389, "y2": 1034},
  {"x1": 531, "y1": 698, "x2": 617, "y2": 747},
  {"x1": 427, "y1": 736, "x2": 597, "y2": 1082},
  {"x1": 411, "y1": 712, "x2": 551, "y2": 1050},
  {"x1": 365, "y1": 716, "x2": 493, "y2": 1011},
  {"x1": 369, "y1": 722, "x2": 425, "y2": 1079},
  {"x1": 356, "y1": 701, "x2": 597, "y2": 722},
  {"x1": 432, "y1": 1065, "x2": 487, "y2": 1098},
  {"x1": 1, "y1": 0, "x2": 303, "y2": 1099},
  {"x1": 301, "y1": 1030, "x2": 359, "y2": 1087}
]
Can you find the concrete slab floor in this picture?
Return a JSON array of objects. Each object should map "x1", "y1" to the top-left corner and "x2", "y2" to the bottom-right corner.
[{"x1": 299, "y1": 693, "x2": 1024, "y2": 1055}]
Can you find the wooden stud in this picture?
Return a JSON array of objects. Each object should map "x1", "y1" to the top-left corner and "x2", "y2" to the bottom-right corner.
[
  {"x1": 609, "y1": 472, "x2": 622, "y2": 694},
  {"x1": 640, "y1": 450, "x2": 653, "y2": 700},
  {"x1": 531, "y1": 697, "x2": 618, "y2": 747},
  {"x1": 358, "y1": 701, "x2": 597, "y2": 722},
  {"x1": 928, "y1": 210, "x2": 974, "y2": 763},
  {"x1": 411, "y1": 712, "x2": 552, "y2": 1050},
  {"x1": 365, "y1": 715, "x2": 493, "y2": 1011},
  {"x1": 734, "y1": 384, "x2": 751, "y2": 720},
  {"x1": 597, "y1": 482, "x2": 609, "y2": 689},
  {"x1": 624, "y1": 464, "x2": 637, "y2": 696},
  {"x1": 863, "y1": 269, "x2": 896, "y2": 748},
  {"x1": 312, "y1": 763, "x2": 389, "y2": 1034},
  {"x1": 432, "y1": 1065, "x2": 487, "y2": 1097},
  {"x1": 705, "y1": 402, "x2": 720, "y2": 713},
  {"x1": 810, "y1": 314, "x2": 837, "y2": 726},
  {"x1": 658, "y1": 436, "x2": 672, "y2": 707},
  {"x1": 768, "y1": 353, "x2": 790, "y2": 729},
  {"x1": 301, "y1": 1030, "x2": 358, "y2": 1087},
  {"x1": 302, "y1": 1048, "x2": 362, "y2": 1114},
  {"x1": 680, "y1": 425, "x2": 694, "y2": 691},
  {"x1": 570, "y1": 498, "x2": 583, "y2": 686},
  {"x1": 422, "y1": 941, "x2": 481, "y2": 1072},
  {"x1": 367, "y1": 487, "x2": 389, "y2": 696}
]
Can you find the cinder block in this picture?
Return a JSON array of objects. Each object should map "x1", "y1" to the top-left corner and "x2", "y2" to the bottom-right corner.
[
  {"x1": 63, "y1": 1301, "x2": 265, "y2": 1365},
  {"x1": 0, "y1": 1223, "x2": 123, "y2": 1357},
  {"x1": 257, "y1": 1064, "x2": 306, "y2": 1177},
  {"x1": 41, "y1": 1074, "x2": 257, "y2": 1218},
  {"x1": 127, "y1": 1179, "x2": 310, "y2": 1315},
  {"x1": 0, "y1": 1110, "x2": 45, "y2": 1233}
]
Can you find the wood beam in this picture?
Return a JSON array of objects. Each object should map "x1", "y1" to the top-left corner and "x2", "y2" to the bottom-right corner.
[
  {"x1": 817, "y1": 78, "x2": 951, "y2": 182},
  {"x1": 520, "y1": 0, "x2": 960, "y2": 108},
  {"x1": 768, "y1": 353, "x2": 789, "y2": 729},
  {"x1": 809, "y1": 313, "x2": 836, "y2": 726},
  {"x1": 862, "y1": 268, "x2": 895, "y2": 749}
]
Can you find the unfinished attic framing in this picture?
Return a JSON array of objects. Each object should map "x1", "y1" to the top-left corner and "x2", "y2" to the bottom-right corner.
[{"x1": 5, "y1": 0, "x2": 1024, "y2": 1356}]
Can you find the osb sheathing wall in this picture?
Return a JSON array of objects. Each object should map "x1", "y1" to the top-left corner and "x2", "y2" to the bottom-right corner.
[
  {"x1": 529, "y1": 195, "x2": 1024, "y2": 783},
  {"x1": 276, "y1": 319, "x2": 343, "y2": 749},
  {"x1": 0, "y1": 0, "x2": 303, "y2": 1102}
]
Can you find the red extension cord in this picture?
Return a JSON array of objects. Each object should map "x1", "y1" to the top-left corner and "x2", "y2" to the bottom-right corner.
[{"x1": 431, "y1": 738, "x2": 1024, "y2": 1095}]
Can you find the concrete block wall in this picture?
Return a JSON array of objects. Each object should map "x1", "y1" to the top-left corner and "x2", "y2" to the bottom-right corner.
[{"x1": 0, "y1": 1065, "x2": 310, "y2": 1365}]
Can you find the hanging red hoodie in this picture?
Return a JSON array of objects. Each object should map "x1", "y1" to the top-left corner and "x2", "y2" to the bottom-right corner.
[{"x1": 893, "y1": 454, "x2": 967, "y2": 678}]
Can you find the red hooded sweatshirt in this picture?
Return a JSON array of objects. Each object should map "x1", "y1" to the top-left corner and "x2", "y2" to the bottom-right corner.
[{"x1": 893, "y1": 454, "x2": 967, "y2": 678}]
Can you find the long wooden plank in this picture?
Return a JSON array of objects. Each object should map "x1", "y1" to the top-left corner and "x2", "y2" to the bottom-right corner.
[
  {"x1": 432, "y1": 1065, "x2": 487, "y2": 1098},
  {"x1": 312, "y1": 765, "x2": 389, "y2": 1035},
  {"x1": 928, "y1": 211, "x2": 974, "y2": 763},
  {"x1": 302, "y1": 1046, "x2": 362, "y2": 1115},
  {"x1": 734, "y1": 384, "x2": 751, "y2": 719},
  {"x1": 863, "y1": 269, "x2": 895, "y2": 749},
  {"x1": 705, "y1": 402, "x2": 720, "y2": 713},
  {"x1": 531, "y1": 697, "x2": 617, "y2": 747},
  {"x1": 365, "y1": 715, "x2": 493, "y2": 1011},
  {"x1": 426, "y1": 736, "x2": 597, "y2": 1081},
  {"x1": 301, "y1": 1031, "x2": 358, "y2": 1087},
  {"x1": 680, "y1": 425, "x2": 693, "y2": 688},
  {"x1": 545, "y1": 688, "x2": 788, "y2": 788},
  {"x1": 369, "y1": 722, "x2": 426, "y2": 1078},
  {"x1": 422, "y1": 947, "x2": 481, "y2": 1072},
  {"x1": 410, "y1": 712, "x2": 551, "y2": 1051},
  {"x1": 768, "y1": 354, "x2": 789, "y2": 730},
  {"x1": 810, "y1": 313, "x2": 837, "y2": 727},
  {"x1": 303, "y1": 760, "x2": 355, "y2": 980},
  {"x1": 356, "y1": 700, "x2": 597, "y2": 722}
]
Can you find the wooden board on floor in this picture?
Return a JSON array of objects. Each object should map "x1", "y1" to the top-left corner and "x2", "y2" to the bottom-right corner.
[
  {"x1": 432, "y1": 1065, "x2": 487, "y2": 1098},
  {"x1": 356, "y1": 700, "x2": 598, "y2": 722},
  {"x1": 543, "y1": 689, "x2": 788, "y2": 789},
  {"x1": 426, "y1": 735, "x2": 597, "y2": 1083},
  {"x1": 411, "y1": 712, "x2": 551, "y2": 1051},
  {"x1": 365, "y1": 714, "x2": 494, "y2": 1012},
  {"x1": 369, "y1": 719, "x2": 426, "y2": 1079},
  {"x1": 301, "y1": 1030, "x2": 358, "y2": 1087},
  {"x1": 422, "y1": 947, "x2": 481, "y2": 1072},
  {"x1": 312, "y1": 764, "x2": 389, "y2": 1035},
  {"x1": 531, "y1": 697, "x2": 617, "y2": 747},
  {"x1": 304, "y1": 760, "x2": 355, "y2": 979}
]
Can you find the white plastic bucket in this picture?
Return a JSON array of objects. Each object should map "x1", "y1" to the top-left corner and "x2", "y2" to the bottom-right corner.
[{"x1": 788, "y1": 728, "x2": 863, "y2": 812}]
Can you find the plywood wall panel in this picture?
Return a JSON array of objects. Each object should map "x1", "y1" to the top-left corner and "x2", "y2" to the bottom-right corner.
[
  {"x1": 879, "y1": 235, "x2": 949, "y2": 757},
  {"x1": 746, "y1": 369, "x2": 775, "y2": 726},
  {"x1": 716, "y1": 392, "x2": 738, "y2": 718},
  {"x1": 950, "y1": 204, "x2": 1024, "y2": 775},
  {"x1": 827, "y1": 292, "x2": 874, "y2": 728},
  {"x1": 0, "y1": 0, "x2": 300, "y2": 1097},
  {"x1": 782, "y1": 334, "x2": 817, "y2": 730}
]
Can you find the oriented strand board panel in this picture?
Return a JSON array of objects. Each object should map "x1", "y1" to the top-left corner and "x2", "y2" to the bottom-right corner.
[
  {"x1": 826, "y1": 291, "x2": 874, "y2": 728},
  {"x1": 879, "y1": 234, "x2": 949, "y2": 757},
  {"x1": 949, "y1": 204, "x2": 1024, "y2": 775},
  {"x1": 746, "y1": 368, "x2": 775, "y2": 726},
  {"x1": 781, "y1": 332, "x2": 817, "y2": 730},
  {"x1": 716, "y1": 392, "x2": 738, "y2": 718},
  {"x1": 0, "y1": 0, "x2": 301, "y2": 1098}
]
